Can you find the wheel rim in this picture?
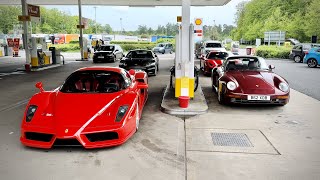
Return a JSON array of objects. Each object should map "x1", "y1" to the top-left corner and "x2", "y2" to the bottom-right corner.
[
  {"x1": 294, "y1": 56, "x2": 301, "y2": 62},
  {"x1": 308, "y1": 59, "x2": 317, "y2": 67}
]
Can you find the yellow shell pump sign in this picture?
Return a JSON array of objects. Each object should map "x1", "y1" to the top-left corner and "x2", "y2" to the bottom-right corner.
[{"x1": 195, "y1": 18, "x2": 202, "y2": 25}]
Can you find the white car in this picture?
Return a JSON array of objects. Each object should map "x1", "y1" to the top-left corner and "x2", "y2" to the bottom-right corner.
[{"x1": 200, "y1": 40, "x2": 227, "y2": 57}]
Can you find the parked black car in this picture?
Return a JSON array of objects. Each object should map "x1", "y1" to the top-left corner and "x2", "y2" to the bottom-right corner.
[
  {"x1": 289, "y1": 43, "x2": 320, "y2": 63},
  {"x1": 93, "y1": 44, "x2": 124, "y2": 63},
  {"x1": 119, "y1": 50, "x2": 159, "y2": 76}
]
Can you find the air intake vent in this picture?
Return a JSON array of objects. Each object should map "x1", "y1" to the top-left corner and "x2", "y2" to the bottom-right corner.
[
  {"x1": 86, "y1": 132, "x2": 119, "y2": 142},
  {"x1": 25, "y1": 132, "x2": 53, "y2": 142}
]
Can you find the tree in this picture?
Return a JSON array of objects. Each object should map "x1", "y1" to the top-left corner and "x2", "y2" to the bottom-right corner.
[
  {"x1": 304, "y1": 0, "x2": 320, "y2": 37},
  {"x1": 0, "y1": 6, "x2": 21, "y2": 34}
]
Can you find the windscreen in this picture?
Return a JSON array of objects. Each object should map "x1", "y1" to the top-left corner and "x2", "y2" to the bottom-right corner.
[
  {"x1": 206, "y1": 43, "x2": 222, "y2": 48},
  {"x1": 131, "y1": 51, "x2": 153, "y2": 59},
  {"x1": 207, "y1": 52, "x2": 228, "y2": 60},
  {"x1": 98, "y1": 45, "x2": 114, "y2": 51},
  {"x1": 225, "y1": 57, "x2": 269, "y2": 71},
  {"x1": 60, "y1": 70, "x2": 125, "y2": 93}
]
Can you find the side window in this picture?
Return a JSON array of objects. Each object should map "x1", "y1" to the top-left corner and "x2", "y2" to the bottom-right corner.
[
  {"x1": 123, "y1": 71, "x2": 132, "y2": 88},
  {"x1": 126, "y1": 52, "x2": 132, "y2": 58}
]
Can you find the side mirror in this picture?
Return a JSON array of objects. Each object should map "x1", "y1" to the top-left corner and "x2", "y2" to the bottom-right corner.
[
  {"x1": 35, "y1": 82, "x2": 44, "y2": 92},
  {"x1": 129, "y1": 69, "x2": 136, "y2": 76},
  {"x1": 269, "y1": 64, "x2": 275, "y2": 70},
  {"x1": 137, "y1": 83, "x2": 148, "y2": 89}
]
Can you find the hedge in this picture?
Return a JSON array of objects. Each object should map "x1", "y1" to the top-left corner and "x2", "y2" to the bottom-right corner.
[
  {"x1": 53, "y1": 43, "x2": 156, "y2": 52},
  {"x1": 255, "y1": 46, "x2": 291, "y2": 59},
  {"x1": 110, "y1": 41, "x2": 155, "y2": 45}
]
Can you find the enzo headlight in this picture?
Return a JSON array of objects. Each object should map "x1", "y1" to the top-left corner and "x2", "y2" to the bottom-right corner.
[
  {"x1": 115, "y1": 105, "x2": 129, "y2": 122},
  {"x1": 279, "y1": 82, "x2": 289, "y2": 92},
  {"x1": 227, "y1": 81, "x2": 237, "y2": 91},
  {"x1": 26, "y1": 105, "x2": 37, "y2": 122}
]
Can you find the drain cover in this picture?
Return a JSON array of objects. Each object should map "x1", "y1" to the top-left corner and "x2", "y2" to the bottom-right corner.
[{"x1": 211, "y1": 133, "x2": 253, "y2": 147}]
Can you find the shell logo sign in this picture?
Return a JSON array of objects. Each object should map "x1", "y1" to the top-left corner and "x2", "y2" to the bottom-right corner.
[{"x1": 195, "y1": 18, "x2": 202, "y2": 25}]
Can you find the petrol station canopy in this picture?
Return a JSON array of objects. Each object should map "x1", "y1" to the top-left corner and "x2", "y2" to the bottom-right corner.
[{"x1": 0, "y1": 0, "x2": 230, "y2": 6}]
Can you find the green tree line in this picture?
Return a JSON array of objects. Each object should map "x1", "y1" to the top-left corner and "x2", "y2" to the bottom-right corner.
[{"x1": 232, "y1": 0, "x2": 320, "y2": 42}]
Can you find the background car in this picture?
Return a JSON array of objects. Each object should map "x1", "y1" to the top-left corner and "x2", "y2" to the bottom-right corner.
[
  {"x1": 199, "y1": 51, "x2": 228, "y2": 76},
  {"x1": 303, "y1": 47, "x2": 320, "y2": 68},
  {"x1": 20, "y1": 67, "x2": 148, "y2": 149},
  {"x1": 93, "y1": 44, "x2": 124, "y2": 63},
  {"x1": 211, "y1": 56, "x2": 290, "y2": 105},
  {"x1": 200, "y1": 40, "x2": 227, "y2": 58},
  {"x1": 289, "y1": 43, "x2": 320, "y2": 63},
  {"x1": 119, "y1": 49, "x2": 159, "y2": 76},
  {"x1": 230, "y1": 41, "x2": 240, "y2": 55},
  {"x1": 152, "y1": 43, "x2": 173, "y2": 54}
]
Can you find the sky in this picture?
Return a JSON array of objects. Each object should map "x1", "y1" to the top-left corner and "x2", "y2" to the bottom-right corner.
[{"x1": 46, "y1": 0, "x2": 247, "y2": 31}]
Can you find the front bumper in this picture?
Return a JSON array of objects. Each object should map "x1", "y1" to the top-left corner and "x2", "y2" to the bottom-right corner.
[
  {"x1": 224, "y1": 93, "x2": 289, "y2": 105},
  {"x1": 93, "y1": 55, "x2": 115, "y2": 62},
  {"x1": 20, "y1": 122, "x2": 135, "y2": 149}
]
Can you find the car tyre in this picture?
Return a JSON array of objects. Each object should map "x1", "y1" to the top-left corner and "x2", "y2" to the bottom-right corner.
[
  {"x1": 307, "y1": 58, "x2": 318, "y2": 68},
  {"x1": 294, "y1": 55, "x2": 302, "y2": 63}
]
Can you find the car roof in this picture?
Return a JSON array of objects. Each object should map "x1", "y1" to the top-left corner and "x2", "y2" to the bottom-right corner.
[
  {"x1": 227, "y1": 55, "x2": 260, "y2": 59},
  {"x1": 77, "y1": 66, "x2": 123, "y2": 73},
  {"x1": 205, "y1": 40, "x2": 221, "y2": 43}
]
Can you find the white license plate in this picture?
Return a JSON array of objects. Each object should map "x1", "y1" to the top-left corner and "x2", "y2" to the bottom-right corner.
[
  {"x1": 98, "y1": 56, "x2": 104, "y2": 58},
  {"x1": 247, "y1": 95, "x2": 270, "y2": 101}
]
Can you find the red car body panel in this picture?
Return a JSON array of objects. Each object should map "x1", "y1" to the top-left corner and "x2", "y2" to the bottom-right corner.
[
  {"x1": 203, "y1": 59, "x2": 223, "y2": 75},
  {"x1": 20, "y1": 67, "x2": 148, "y2": 149},
  {"x1": 212, "y1": 56, "x2": 290, "y2": 105}
]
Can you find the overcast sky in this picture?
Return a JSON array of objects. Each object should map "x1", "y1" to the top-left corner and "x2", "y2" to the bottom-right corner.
[{"x1": 46, "y1": 0, "x2": 247, "y2": 31}]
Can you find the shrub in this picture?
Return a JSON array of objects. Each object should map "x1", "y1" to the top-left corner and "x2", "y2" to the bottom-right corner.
[
  {"x1": 119, "y1": 44, "x2": 155, "y2": 51},
  {"x1": 255, "y1": 46, "x2": 291, "y2": 59},
  {"x1": 110, "y1": 41, "x2": 155, "y2": 45},
  {"x1": 53, "y1": 44, "x2": 80, "y2": 52}
]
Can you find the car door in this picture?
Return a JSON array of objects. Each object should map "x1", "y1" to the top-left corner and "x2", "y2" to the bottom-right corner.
[
  {"x1": 114, "y1": 45, "x2": 121, "y2": 60},
  {"x1": 293, "y1": 45, "x2": 302, "y2": 57}
]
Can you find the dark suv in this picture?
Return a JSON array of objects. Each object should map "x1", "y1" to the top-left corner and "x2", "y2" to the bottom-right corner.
[
  {"x1": 93, "y1": 44, "x2": 124, "y2": 63},
  {"x1": 289, "y1": 43, "x2": 320, "y2": 63}
]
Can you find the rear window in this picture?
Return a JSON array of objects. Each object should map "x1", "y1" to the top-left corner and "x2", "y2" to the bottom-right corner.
[
  {"x1": 206, "y1": 43, "x2": 222, "y2": 48},
  {"x1": 130, "y1": 51, "x2": 153, "y2": 58},
  {"x1": 98, "y1": 46, "x2": 115, "y2": 51}
]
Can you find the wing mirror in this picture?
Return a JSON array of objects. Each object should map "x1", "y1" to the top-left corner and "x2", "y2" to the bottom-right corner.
[
  {"x1": 35, "y1": 82, "x2": 44, "y2": 92},
  {"x1": 129, "y1": 69, "x2": 136, "y2": 76},
  {"x1": 137, "y1": 83, "x2": 148, "y2": 89},
  {"x1": 269, "y1": 64, "x2": 275, "y2": 70}
]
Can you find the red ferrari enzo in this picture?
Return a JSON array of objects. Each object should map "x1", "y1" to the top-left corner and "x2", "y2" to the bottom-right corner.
[
  {"x1": 200, "y1": 51, "x2": 228, "y2": 76},
  {"x1": 211, "y1": 56, "x2": 290, "y2": 105},
  {"x1": 20, "y1": 67, "x2": 148, "y2": 149}
]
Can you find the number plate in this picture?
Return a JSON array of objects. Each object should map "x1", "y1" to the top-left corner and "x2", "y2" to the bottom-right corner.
[
  {"x1": 247, "y1": 95, "x2": 270, "y2": 101},
  {"x1": 98, "y1": 56, "x2": 104, "y2": 58}
]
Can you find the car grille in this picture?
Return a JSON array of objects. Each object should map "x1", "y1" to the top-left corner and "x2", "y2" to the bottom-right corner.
[
  {"x1": 53, "y1": 139, "x2": 82, "y2": 147},
  {"x1": 85, "y1": 132, "x2": 119, "y2": 142},
  {"x1": 231, "y1": 98, "x2": 286, "y2": 104},
  {"x1": 25, "y1": 132, "x2": 53, "y2": 142}
]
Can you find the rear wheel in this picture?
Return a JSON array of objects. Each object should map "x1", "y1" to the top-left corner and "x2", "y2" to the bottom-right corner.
[
  {"x1": 307, "y1": 58, "x2": 318, "y2": 68},
  {"x1": 294, "y1": 55, "x2": 302, "y2": 63}
]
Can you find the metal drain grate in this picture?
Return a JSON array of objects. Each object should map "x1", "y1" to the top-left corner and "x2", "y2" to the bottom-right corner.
[{"x1": 211, "y1": 133, "x2": 253, "y2": 147}]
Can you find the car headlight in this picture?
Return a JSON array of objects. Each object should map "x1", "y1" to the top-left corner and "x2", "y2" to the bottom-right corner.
[
  {"x1": 279, "y1": 82, "x2": 289, "y2": 92},
  {"x1": 147, "y1": 62, "x2": 156, "y2": 67},
  {"x1": 115, "y1": 105, "x2": 129, "y2": 122},
  {"x1": 26, "y1": 105, "x2": 37, "y2": 122},
  {"x1": 226, "y1": 81, "x2": 237, "y2": 91}
]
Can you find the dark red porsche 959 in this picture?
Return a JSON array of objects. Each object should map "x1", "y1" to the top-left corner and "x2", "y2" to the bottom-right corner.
[
  {"x1": 211, "y1": 56, "x2": 290, "y2": 105},
  {"x1": 20, "y1": 67, "x2": 148, "y2": 149}
]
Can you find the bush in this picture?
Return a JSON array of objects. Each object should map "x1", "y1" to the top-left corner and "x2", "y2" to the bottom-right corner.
[
  {"x1": 110, "y1": 41, "x2": 155, "y2": 45},
  {"x1": 255, "y1": 46, "x2": 291, "y2": 59},
  {"x1": 53, "y1": 44, "x2": 80, "y2": 52},
  {"x1": 119, "y1": 44, "x2": 155, "y2": 51}
]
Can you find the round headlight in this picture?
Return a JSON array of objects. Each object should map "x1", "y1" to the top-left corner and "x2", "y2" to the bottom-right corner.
[
  {"x1": 279, "y1": 82, "x2": 289, "y2": 92},
  {"x1": 227, "y1": 81, "x2": 237, "y2": 91}
]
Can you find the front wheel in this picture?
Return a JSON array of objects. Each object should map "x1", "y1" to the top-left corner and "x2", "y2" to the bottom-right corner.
[
  {"x1": 308, "y1": 59, "x2": 318, "y2": 68},
  {"x1": 294, "y1": 55, "x2": 302, "y2": 63}
]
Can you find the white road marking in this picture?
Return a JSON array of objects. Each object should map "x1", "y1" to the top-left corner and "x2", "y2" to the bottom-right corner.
[
  {"x1": 0, "y1": 99, "x2": 29, "y2": 113},
  {"x1": 9, "y1": 132, "x2": 14, "y2": 135}
]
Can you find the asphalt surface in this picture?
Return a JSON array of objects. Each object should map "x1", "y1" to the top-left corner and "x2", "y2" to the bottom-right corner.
[{"x1": 267, "y1": 59, "x2": 320, "y2": 100}]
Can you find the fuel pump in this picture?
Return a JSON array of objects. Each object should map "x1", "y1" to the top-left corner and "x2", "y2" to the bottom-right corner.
[{"x1": 30, "y1": 37, "x2": 49, "y2": 67}]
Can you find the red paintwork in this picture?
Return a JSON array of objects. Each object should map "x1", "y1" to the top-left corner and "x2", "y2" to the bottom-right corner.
[
  {"x1": 212, "y1": 57, "x2": 290, "y2": 105},
  {"x1": 200, "y1": 51, "x2": 224, "y2": 75},
  {"x1": 20, "y1": 67, "x2": 148, "y2": 149}
]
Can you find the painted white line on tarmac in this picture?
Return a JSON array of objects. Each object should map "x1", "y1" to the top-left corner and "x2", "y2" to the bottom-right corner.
[{"x1": 0, "y1": 99, "x2": 29, "y2": 113}]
